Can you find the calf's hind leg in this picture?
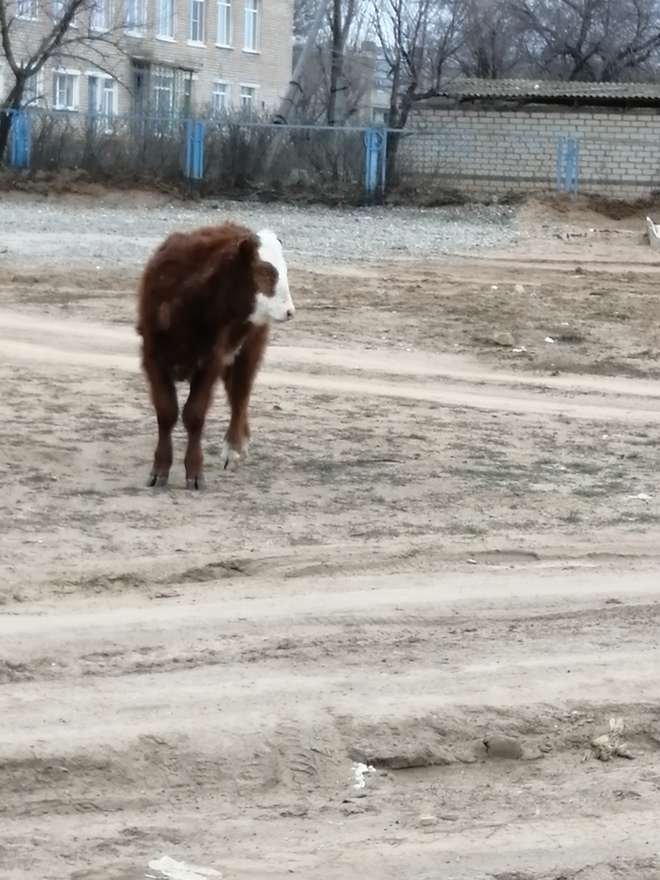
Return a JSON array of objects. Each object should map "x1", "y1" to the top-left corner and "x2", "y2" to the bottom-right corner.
[
  {"x1": 182, "y1": 362, "x2": 219, "y2": 490},
  {"x1": 221, "y1": 325, "x2": 268, "y2": 470},
  {"x1": 144, "y1": 358, "x2": 178, "y2": 488}
]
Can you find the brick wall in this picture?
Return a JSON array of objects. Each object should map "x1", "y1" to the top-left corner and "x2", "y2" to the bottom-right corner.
[{"x1": 403, "y1": 106, "x2": 660, "y2": 199}]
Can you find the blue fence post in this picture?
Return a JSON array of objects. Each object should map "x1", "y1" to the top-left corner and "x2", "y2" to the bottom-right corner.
[
  {"x1": 556, "y1": 135, "x2": 580, "y2": 195},
  {"x1": 8, "y1": 110, "x2": 31, "y2": 168},
  {"x1": 555, "y1": 136, "x2": 565, "y2": 192},
  {"x1": 363, "y1": 127, "x2": 386, "y2": 198},
  {"x1": 380, "y1": 128, "x2": 389, "y2": 194},
  {"x1": 183, "y1": 118, "x2": 204, "y2": 180}
]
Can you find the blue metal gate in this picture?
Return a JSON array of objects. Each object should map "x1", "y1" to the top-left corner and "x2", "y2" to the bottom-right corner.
[
  {"x1": 183, "y1": 118, "x2": 205, "y2": 180},
  {"x1": 7, "y1": 110, "x2": 31, "y2": 168},
  {"x1": 556, "y1": 136, "x2": 580, "y2": 194},
  {"x1": 363, "y1": 128, "x2": 388, "y2": 198}
]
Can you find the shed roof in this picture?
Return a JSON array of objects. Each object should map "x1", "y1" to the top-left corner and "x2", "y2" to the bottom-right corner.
[{"x1": 417, "y1": 78, "x2": 660, "y2": 106}]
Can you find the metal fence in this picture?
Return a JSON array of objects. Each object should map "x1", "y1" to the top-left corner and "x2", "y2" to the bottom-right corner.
[{"x1": 0, "y1": 108, "x2": 396, "y2": 200}]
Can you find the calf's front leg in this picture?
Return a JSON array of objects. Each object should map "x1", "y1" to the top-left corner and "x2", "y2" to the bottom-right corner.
[{"x1": 221, "y1": 325, "x2": 268, "y2": 470}]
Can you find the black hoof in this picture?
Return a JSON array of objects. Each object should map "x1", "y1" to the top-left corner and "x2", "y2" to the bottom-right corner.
[
  {"x1": 186, "y1": 476, "x2": 206, "y2": 491},
  {"x1": 147, "y1": 473, "x2": 169, "y2": 489}
]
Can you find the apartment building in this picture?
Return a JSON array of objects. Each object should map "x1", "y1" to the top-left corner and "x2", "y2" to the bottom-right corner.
[{"x1": 0, "y1": 0, "x2": 294, "y2": 118}]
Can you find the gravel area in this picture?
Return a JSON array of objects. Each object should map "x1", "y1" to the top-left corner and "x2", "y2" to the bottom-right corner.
[{"x1": 0, "y1": 193, "x2": 518, "y2": 266}]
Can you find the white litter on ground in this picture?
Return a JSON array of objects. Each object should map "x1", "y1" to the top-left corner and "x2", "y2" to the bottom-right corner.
[
  {"x1": 351, "y1": 761, "x2": 376, "y2": 791},
  {"x1": 145, "y1": 855, "x2": 222, "y2": 880}
]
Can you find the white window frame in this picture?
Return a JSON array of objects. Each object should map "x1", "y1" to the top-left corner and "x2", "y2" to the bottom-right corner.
[
  {"x1": 188, "y1": 0, "x2": 205, "y2": 44},
  {"x1": 212, "y1": 80, "x2": 229, "y2": 112},
  {"x1": 52, "y1": 0, "x2": 78, "y2": 26},
  {"x1": 17, "y1": 0, "x2": 38, "y2": 19},
  {"x1": 239, "y1": 82, "x2": 257, "y2": 112},
  {"x1": 124, "y1": 0, "x2": 145, "y2": 35},
  {"x1": 155, "y1": 0, "x2": 175, "y2": 39},
  {"x1": 152, "y1": 64, "x2": 175, "y2": 117},
  {"x1": 52, "y1": 69, "x2": 80, "y2": 111},
  {"x1": 90, "y1": 0, "x2": 111, "y2": 32},
  {"x1": 243, "y1": 0, "x2": 258, "y2": 51},
  {"x1": 86, "y1": 70, "x2": 117, "y2": 131},
  {"x1": 22, "y1": 67, "x2": 43, "y2": 106},
  {"x1": 216, "y1": 0, "x2": 231, "y2": 46}
]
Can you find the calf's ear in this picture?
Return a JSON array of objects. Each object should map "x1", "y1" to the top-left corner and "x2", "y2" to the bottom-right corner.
[
  {"x1": 236, "y1": 235, "x2": 259, "y2": 266},
  {"x1": 254, "y1": 260, "x2": 278, "y2": 295}
]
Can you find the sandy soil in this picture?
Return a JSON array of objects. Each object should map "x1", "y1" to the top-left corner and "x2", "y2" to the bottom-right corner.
[{"x1": 1, "y1": 193, "x2": 660, "y2": 880}]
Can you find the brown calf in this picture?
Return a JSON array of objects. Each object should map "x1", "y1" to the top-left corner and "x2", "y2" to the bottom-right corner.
[{"x1": 137, "y1": 221, "x2": 295, "y2": 489}]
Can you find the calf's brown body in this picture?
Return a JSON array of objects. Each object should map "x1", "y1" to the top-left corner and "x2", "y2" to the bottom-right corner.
[{"x1": 137, "y1": 222, "x2": 274, "y2": 489}]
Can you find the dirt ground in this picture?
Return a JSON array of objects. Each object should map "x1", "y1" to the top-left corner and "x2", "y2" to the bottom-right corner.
[{"x1": 2, "y1": 192, "x2": 660, "y2": 880}]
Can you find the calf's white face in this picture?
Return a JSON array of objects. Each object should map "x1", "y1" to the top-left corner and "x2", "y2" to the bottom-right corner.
[{"x1": 250, "y1": 229, "x2": 295, "y2": 325}]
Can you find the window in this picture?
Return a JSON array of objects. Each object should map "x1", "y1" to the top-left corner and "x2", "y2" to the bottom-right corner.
[
  {"x1": 181, "y1": 70, "x2": 193, "y2": 116},
  {"x1": 17, "y1": 0, "x2": 38, "y2": 19},
  {"x1": 152, "y1": 65, "x2": 175, "y2": 116},
  {"x1": 217, "y1": 0, "x2": 230, "y2": 45},
  {"x1": 53, "y1": 71, "x2": 79, "y2": 110},
  {"x1": 243, "y1": 0, "x2": 257, "y2": 50},
  {"x1": 189, "y1": 0, "x2": 204, "y2": 42},
  {"x1": 88, "y1": 74, "x2": 117, "y2": 129},
  {"x1": 52, "y1": 0, "x2": 77, "y2": 25},
  {"x1": 156, "y1": 0, "x2": 174, "y2": 38},
  {"x1": 90, "y1": 0, "x2": 111, "y2": 30},
  {"x1": 240, "y1": 84, "x2": 256, "y2": 111},
  {"x1": 22, "y1": 70, "x2": 42, "y2": 106},
  {"x1": 125, "y1": 0, "x2": 145, "y2": 32},
  {"x1": 212, "y1": 81, "x2": 228, "y2": 112}
]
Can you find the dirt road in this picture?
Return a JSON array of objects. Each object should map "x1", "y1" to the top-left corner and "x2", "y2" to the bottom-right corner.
[{"x1": 1, "y1": 194, "x2": 660, "y2": 880}]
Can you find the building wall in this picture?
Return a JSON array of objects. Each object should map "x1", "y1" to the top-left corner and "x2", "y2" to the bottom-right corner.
[
  {"x1": 404, "y1": 105, "x2": 660, "y2": 199},
  {"x1": 0, "y1": 0, "x2": 293, "y2": 116}
]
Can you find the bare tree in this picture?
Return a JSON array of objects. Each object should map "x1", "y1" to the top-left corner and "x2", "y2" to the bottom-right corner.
[
  {"x1": 510, "y1": 0, "x2": 660, "y2": 82},
  {"x1": 274, "y1": 0, "x2": 329, "y2": 123},
  {"x1": 0, "y1": 0, "x2": 124, "y2": 158},
  {"x1": 327, "y1": 0, "x2": 358, "y2": 124},
  {"x1": 459, "y1": 0, "x2": 527, "y2": 78},
  {"x1": 373, "y1": 0, "x2": 464, "y2": 185},
  {"x1": 286, "y1": 0, "x2": 371, "y2": 124}
]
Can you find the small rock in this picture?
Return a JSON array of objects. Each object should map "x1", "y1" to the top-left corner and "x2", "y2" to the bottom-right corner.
[
  {"x1": 341, "y1": 802, "x2": 366, "y2": 816},
  {"x1": 483, "y1": 735, "x2": 523, "y2": 760},
  {"x1": 614, "y1": 789, "x2": 641, "y2": 800},
  {"x1": 419, "y1": 815, "x2": 438, "y2": 827},
  {"x1": 591, "y1": 717, "x2": 634, "y2": 761},
  {"x1": 490, "y1": 331, "x2": 515, "y2": 348}
]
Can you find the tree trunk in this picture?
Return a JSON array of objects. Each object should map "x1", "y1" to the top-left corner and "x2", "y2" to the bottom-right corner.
[
  {"x1": 272, "y1": 0, "x2": 329, "y2": 124},
  {"x1": 327, "y1": 0, "x2": 344, "y2": 125},
  {"x1": 384, "y1": 74, "x2": 415, "y2": 192}
]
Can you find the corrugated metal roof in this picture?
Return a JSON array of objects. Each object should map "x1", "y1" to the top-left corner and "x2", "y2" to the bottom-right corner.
[{"x1": 420, "y1": 78, "x2": 660, "y2": 104}]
